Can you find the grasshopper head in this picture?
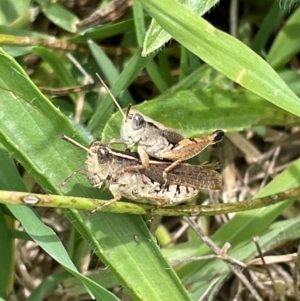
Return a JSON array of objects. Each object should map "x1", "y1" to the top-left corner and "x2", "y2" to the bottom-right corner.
[
  {"x1": 121, "y1": 106, "x2": 147, "y2": 147},
  {"x1": 85, "y1": 142, "x2": 111, "y2": 187}
]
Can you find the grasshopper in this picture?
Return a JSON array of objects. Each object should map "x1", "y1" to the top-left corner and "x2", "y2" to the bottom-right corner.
[
  {"x1": 61, "y1": 135, "x2": 222, "y2": 209},
  {"x1": 96, "y1": 76, "x2": 224, "y2": 180},
  {"x1": 118, "y1": 107, "x2": 224, "y2": 179}
]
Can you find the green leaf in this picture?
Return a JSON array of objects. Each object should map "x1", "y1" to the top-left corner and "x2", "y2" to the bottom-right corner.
[
  {"x1": 88, "y1": 41, "x2": 134, "y2": 105},
  {"x1": 103, "y1": 88, "x2": 298, "y2": 142},
  {"x1": 40, "y1": 2, "x2": 79, "y2": 33},
  {"x1": 143, "y1": 0, "x2": 220, "y2": 54},
  {"x1": 266, "y1": 6, "x2": 300, "y2": 69},
  {"x1": 0, "y1": 48, "x2": 193, "y2": 301},
  {"x1": 0, "y1": 144, "x2": 119, "y2": 301},
  {"x1": 0, "y1": 205, "x2": 13, "y2": 298},
  {"x1": 138, "y1": 0, "x2": 300, "y2": 118},
  {"x1": 72, "y1": 18, "x2": 146, "y2": 42},
  {"x1": 251, "y1": 2, "x2": 287, "y2": 53},
  {"x1": 28, "y1": 272, "x2": 70, "y2": 301},
  {"x1": 34, "y1": 47, "x2": 77, "y2": 86},
  {"x1": 0, "y1": 0, "x2": 31, "y2": 25},
  {"x1": 87, "y1": 40, "x2": 135, "y2": 135},
  {"x1": 88, "y1": 47, "x2": 156, "y2": 137},
  {"x1": 279, "y1": 69, "x2": 300, "y2": 95},
  {"x1": 133, "y1": 0, "x2": 146, "y2": 46}
]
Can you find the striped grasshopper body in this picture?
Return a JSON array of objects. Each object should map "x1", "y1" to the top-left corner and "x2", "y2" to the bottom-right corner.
[{"x1": 62, "y1": 136, "x2": 222, "y2": 208}]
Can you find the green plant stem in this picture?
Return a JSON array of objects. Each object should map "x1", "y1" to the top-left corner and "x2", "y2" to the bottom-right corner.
[{"x1": 1, "y1": 185, "x2": 299, "y2": 216}]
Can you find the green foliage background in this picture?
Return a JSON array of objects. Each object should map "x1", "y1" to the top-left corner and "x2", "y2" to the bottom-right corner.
[{"x1": 0, "y1": 0, "x2": 300, "y2": 300}]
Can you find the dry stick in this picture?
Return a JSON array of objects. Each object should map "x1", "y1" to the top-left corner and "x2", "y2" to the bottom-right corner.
[
  {"x1": 248, "y1": 253, "x2": 297, "y2": 266},
  {"x1": 183, "y1": 217, "x2": 245, "y2": 268},
  {"x1": 229, "y1": 0, "x2": 239, "y2": 37},
  {"x1": 259, "y1": 145, "x2": 281, "y2": 190},
  {"x1": 170, "y1": 221, "x2": 190, "y2": 244},
  {"x1": 170, "y1": 254, "x2": 227, "y2": 265},
  {"x1": 40, "y1": 83, "x2": 97, "y2": 96},
  {"x1": 184, "y1": 217, "x2": 263, "y2": 301},
  {"x1": 292, "y1": 245, "x2": 300, "y2": 300},
  {"x1": 67, "y1": 53, "x2": 94, "y2": 123},
  {"x1": 1, "y1": 185, "x2": 300, "y2": 216},
  {"x1": 149, "y1": 216, "x2": 163, "y2": 234},
  {"x1": 68, "y1": 54, "x2": 94, "y2": 83},
  {"x1": 0, "y1": 35, "x2": 88, "y2": 52},
  {"x1": 253, "y1": 237, "x2": 277, "y2": 296},
  {"x1": 76, "y1": 0, "x2": 132, "y2": 28}
]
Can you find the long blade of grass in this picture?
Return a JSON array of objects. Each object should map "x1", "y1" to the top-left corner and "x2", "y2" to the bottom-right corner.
[
  {"x1": 138, "y1": 0, "x2": 300, "y2": 118},
  {"x1": 103, "y1": 87, "x2": 298, "y2": 141},
  {"x1": 0, "y1": 145, "x2": 119, "y2": 301},
  {"x1": 0, "y1": 48, "x2": 193, "y2": 301}
]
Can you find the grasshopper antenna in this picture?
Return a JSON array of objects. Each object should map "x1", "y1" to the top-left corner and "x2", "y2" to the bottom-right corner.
[
  {"x1": 62, "y1": 135, "x2": 93, "y2": 155},
  {"x1": 96, "y1": 73, "x2": 126, "y2": 119}
]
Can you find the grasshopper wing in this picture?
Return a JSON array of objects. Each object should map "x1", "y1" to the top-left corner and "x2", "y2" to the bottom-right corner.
[{"x1": 142, "y1": 162, "x2": 222, "y2": 190}]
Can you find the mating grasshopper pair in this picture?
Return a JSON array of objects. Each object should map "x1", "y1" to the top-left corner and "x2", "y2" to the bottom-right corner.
[
  {"x1": 62, "y1": 136, "x2": 222, "y2": 207},
  {"x1": 62, "y1": 77, "x2": 224, "y2": 208}
]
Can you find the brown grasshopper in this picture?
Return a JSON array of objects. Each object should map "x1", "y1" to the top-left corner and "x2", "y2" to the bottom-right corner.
[
  {"x1": 118, "y1": 107, "x2": 224, "y2": 179},
  {"x1": 61, "y1": 135, "x2": 222, "y2": 209},
  {"x1": 97, "y1": 76, "x2": 224, "y2": 180}
]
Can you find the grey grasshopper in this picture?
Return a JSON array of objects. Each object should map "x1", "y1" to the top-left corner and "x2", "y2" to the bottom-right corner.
[
  {"x1": 117, "y1": 107, "x2": 224, "y2": 179},
  {"x1": 98, "y1": 76, "x2": 224, "y2": 180},
  {"x1": 61, "y1": 135, "x2": 222, "y2": 209}
]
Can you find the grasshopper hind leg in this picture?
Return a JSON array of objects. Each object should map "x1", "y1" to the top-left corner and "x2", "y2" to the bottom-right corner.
[
  {"x1": 122, "y1": 146, "x2": 150, "y2": 173},
  {"x1": 161, "y1": 130, "x2": 225, "y2": 184}
]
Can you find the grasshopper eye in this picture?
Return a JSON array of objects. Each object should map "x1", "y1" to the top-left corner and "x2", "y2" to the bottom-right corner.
[
  {"x1": 97, "y1": 147, "x2": 109, "y2": 164},
  {"x1": 132, "y1": 113, "x2": 145, "y2": 130},
  {"x1": 212, "y1": 130, "x2": 224, "y2": 143}
]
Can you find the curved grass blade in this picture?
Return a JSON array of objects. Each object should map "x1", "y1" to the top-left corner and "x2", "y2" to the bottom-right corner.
[
  {"x1": 266, "y1": 6, "x2": 300, "y2": 69},
  {"x1": 0, "y1": 48, "x2": 193, "y2": 301},
  {"x1": 0, "y1": 143, "x2": 120, "y2": 301},
  {"x1": 143, "y1": 0, "x2": 220, "y2": 55},
  {"x1": 138, "y1": 0, "x2": 300, "y2": 118},
  {"x1": 103, "y1": 87, "x2": 298, "y2": 142}
]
